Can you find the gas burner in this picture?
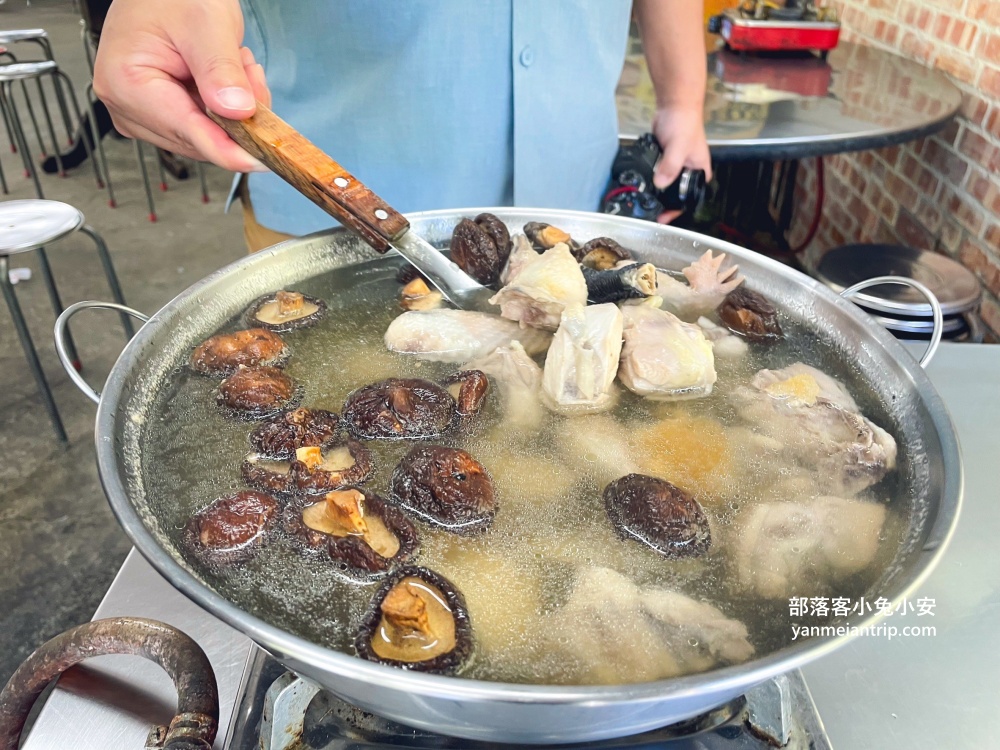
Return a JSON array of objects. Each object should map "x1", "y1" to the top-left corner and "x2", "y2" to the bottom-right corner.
[{"x1": 226, "y1": 649, "x2": 831, "y2": 750}]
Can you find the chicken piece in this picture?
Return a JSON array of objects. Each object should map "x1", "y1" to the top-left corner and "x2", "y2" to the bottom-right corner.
[
  {"x1": 384, "y1": 309, "x2": 551, "y2": 363},
  {"x1": 500, "y1": 233, "x2": 538, "y2": 285},
  {"x1": 547, "y1": 567, "x2": 754, "y2": 684},
  {"x1": 618, "y1": 304, "x2": 716, "y2": 401},
  {"x1": 656, "y1": 251, "x2": 744, "y2": 321},
  {"x1": 733, "y1": 363, "x2": 897, "y2": 496},
  {"x1": 542, "y1": 304, "x2": 623, "y2": 414},
  {"x1": 732, "y1": 496, "x2": 887, "y2": 600},
  {"x1": 697, "y1": 316, "x2": 749, "y2": 359},
  {"x1": 465, "y1": 340, "x2": 544, "y2": 431},
  {"x1": 490, "y1": 242, "x2": 587, "y2": 331}
]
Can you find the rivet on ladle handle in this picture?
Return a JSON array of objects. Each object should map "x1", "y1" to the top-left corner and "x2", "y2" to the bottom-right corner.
[{"x1": 208, "y1": 102, "x2": 409, "y2": 253}]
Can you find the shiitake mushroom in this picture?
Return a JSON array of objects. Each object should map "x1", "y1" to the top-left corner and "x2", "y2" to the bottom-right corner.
[
  {"x1": 578, "y1": 237, "x2": 632, "y2": 270},
  {"x1": 441, "y1": 370, "x2": 490, "y2": 417},
  {"x1": 342, "y1": 378, "x2": 455, "y2": 440},
  {"x1": 242, "y1": 440, "x2": 374, "y2": 495},
  {"x1": 183, "y1": 490, "x2": 280, "y2": 567},
  {"x1": 450, "y1": 213, "x2": 512, "y2": 286},
  {"x1": 390, "y1": 445, "x2": 496, "y2": 535},
  {"x1": 355, "y1": 565, "x2": 473, "y2": 674},
  {"x1": 523, "y1": 221, "x2": 580, "y2": 254},
  {"x1": 218, "y1": 365, "x2": 297, "y2": 418},
  {"x1": 285, "y1": 488, "x2": 419, "y2": 579},
  {"x1": 604, "y1": 474, "x2": 711, "y2": 558},
  {"x1": 245, "y1": 290, "x2": 327, "y2": 332},
  {"x1": 190, "y1": 328, "x2": 288, "y2": 376},
  {"x1": 249, "y1": 407, "x2": 341, "y2": 459},
  {"x1": 718, "y1": 287, "x2": 784, "y2": 342}
]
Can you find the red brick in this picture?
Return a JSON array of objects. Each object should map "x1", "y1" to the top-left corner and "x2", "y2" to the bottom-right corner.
[
  {"x1": 980, "y1": 66, "x2": 1000, "y2": 99},
  {"x1": 901, "y1": 30, "x2": 935, "y2": 64},
  {"x1": 944, "y1": 187, "x2": 987, "y2": 234},
  {"x1": 923, "y1": 139, "x2": 971, "y2": 185},
  {"x1": 958, "y1": 239, "x2": 1000, "y2": 295},
  {"x1": 958, "y1": 129, "x2": 1000, "y2": 172},
  {"x1": 969, "y1": 0, "x2": 1000, "y2": 28},
  {"x1": 960, "y1": 94, "x2": 991, "y2": 127},
  {"x1": 985, "y1": 222, "x2": 1000, "y2": 250},
  {"x1": 981, "y1": 32, "x2": 1000, "y2": 65},
  {"x1": 937, "y1": 49, "x2": 978, "y2": 84},
  {"x1": 980, "y1": 296, "x2": 1000, "y2": 340},
  {"x1": 917, "y1": 198, "x2": 945, "y2": 234},
  {"x1": 900, "y1": 153, "x2": 943, "y2": 197},
  {"x1": 926, "y1": 0, "x2": 965, "y2": 11},
  {"x1": 933, "y1": 13, "x2": 951, "y2": 41},
  {"x1": 939, "y1": 219, "x2": 963, "y2": 253},
  {"x1": 967, "y1": 170, "x2": 993, "y2": 204},
  {"x1": 938, "y1": 119, "x2": 962, "y2": 147},
  {"x1": 951, "y1": 19, "x2": 976, "y2": 48},
  {"x1": 886, "y1": 172, "x2": 921, "y2": 213},
  {"x1": 895, "y1": 209, "x2": 935, "y2": 250}
]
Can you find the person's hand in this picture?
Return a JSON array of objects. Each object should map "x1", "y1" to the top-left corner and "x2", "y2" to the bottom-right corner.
[
  {"x1": 93, "y1": 0, "x2": 271, "y2": 173},
  {"x1": 651, "y1": 105, "x2": 712, "y2": 224}
]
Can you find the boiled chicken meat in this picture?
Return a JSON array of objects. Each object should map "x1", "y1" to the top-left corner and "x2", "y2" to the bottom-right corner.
[
  {"x1": 733, "y1": 362, "x2": 897, "y2": 496},
  {"x1": 384, "y1": 309, "x2": 551, "y2": 363},
  {"x1": 542, "y1": 303, "x2": 623, "y2": 414},
  {"x1": 465, "y1": 340, "x2": 544, "y2": 431},
  {"x1": 656, "y1": 251, "x2": 744, "y2": 320},
  {"x1": 618, "y1": 304, "x2": 717, "y2": 401},
  {"x1": 490, "y1": 241, "x2": 587, "y2": 331},
  {"x1": 732, "y1": 495, "x2": 887, "y2": 599},
  {"x1": 555, "y1": 413, "x2": 640, "y2": 486},
  {"x1": 547, "y1": 567, "x2": 755, "y2": 683},
  {"x1": 697, "y1": 316, "x2": 748, "y2": 359}
]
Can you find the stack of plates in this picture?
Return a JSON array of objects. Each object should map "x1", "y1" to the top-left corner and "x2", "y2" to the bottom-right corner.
[{"x1": 806, "y1": 244, "x2": 983, "y2": 342}]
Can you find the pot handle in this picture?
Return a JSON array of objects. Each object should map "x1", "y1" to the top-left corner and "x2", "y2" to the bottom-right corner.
[
  {"x1": 839, "y1": 276, "x2": 943, "y2": 369},
  {"x1": 0, "y1": 617, "x2": 218, "y2": 750},
  {"x1": 55, "y1": 301, "x2": 150, "y2": 405}
]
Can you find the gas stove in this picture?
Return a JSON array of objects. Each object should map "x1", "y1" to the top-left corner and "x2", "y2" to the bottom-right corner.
[{"x1": 20, "y1": 551, "x2": 831, "y2": 750}]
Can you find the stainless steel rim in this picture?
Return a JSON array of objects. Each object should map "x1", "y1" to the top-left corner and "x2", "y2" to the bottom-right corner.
[{"x1": 92, "y1": 208, "x2": 964, "y2": 707}]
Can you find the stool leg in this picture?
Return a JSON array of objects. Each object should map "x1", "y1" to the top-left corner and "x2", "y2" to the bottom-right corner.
[
  {"x1": 2, "y1": 84, "x2": 44, "y2": 198},
  {"x1": 56, "y1": 71, "x2": 104, "y2": 189},
  {"x1": 0, "y1": 255, "x2": 68, "y2": 443},
  {"x1": 156, "y1": 150, "x2": 168, "y2": 191},
  {"x1": 134, "y1": 140, "x2": 157, "y2": 222},
  {"x1": 79, "y1": 225, "x2": 135, "y2": 339},
  {"x1": 0, "y1": 149, "x2": 7, "y2": 194},
  {"x1": 85, "y1": 82, "x2": 116, "y2": 207},
  {"x1": 36, "y1": 37, "x2": 74, "y2": 141},
  {"x1": 197, "y1": 161, "x2": 209, "y2": 203},
  {"x1": 0, "y1": 91, "x2": 16, "y2": 155},
  {"x1": 36, "y1": 76, "x2": 65, "y2": 177},
  {"x1": 17, "y1": 80, "x2": 46, "y2": 158},
  {"x1": 34, "y1": 246, "x2": 80, "y2": 368}
]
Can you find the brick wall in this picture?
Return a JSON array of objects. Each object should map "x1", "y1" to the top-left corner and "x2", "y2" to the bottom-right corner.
[{"x1": 788, "y1": 0, "x2": 1000, "y2": 338}]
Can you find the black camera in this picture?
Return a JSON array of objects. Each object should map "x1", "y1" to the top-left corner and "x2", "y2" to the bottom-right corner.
[{"x1": 601, "y1": 133, "x2": 706, "y2": 221}]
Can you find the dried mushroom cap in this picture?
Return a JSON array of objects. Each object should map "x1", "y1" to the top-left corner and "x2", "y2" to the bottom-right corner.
[
  {"x1": 441, "y1": 370, "x2": 490, "y2": 417},
  {"x1": 399, "y1": 277, "x2": 443, "y2": 311},
  {"x1": 578, "y1": 237, "x2": 632, "y2": 270},
  {"x1": 246, "y1": 291, "x2": 327, "y2": 332},
  {"x1": 718, "y1": 287, "x2": 783, "y2": 342},
  {"x1": 183, "y1": 490, "x2": 280, "y2": 567},
  {"x1": 523, "y1": 222, "x2": 579, "y2": 253},
  {"x1": 287, "y1": 489, "x2": 419, "y2": 578},
  {"x1": 249, "y1": 407, "x2": 340, "y2": 459},
  {"x1": 218, "y1": 365, "x2": 297, "y2": 418},
  {"x1": 390, "y1": 445, "x2": 496, "y2": 535},
  {"x1": 242, "y1": 438, "x2": 374, "y2": 495},
  {"x1": 604, "y1": 474, "x2": 711, "y2": 558},
  {"x1": 190, "y1": 328, "x2": 288, "y2": 376},
  {"x1": 450, "y1": 213, "x2": 512, "y2": 286},
  {"x1": 355, "y1": 565, "x2": 472, "y2": 673},
  {"x1": 342, "y1": 378, "x2": 455, "y2": 440}
]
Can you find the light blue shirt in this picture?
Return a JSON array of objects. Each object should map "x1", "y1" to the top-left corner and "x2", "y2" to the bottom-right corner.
[{"x1": 237, "y1": 0, "x2": 632, "y2": 235}]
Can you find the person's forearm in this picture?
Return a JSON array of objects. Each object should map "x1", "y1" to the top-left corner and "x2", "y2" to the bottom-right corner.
[{"x1": 634, "y1": 0, "x2": 707, "y2": 110}]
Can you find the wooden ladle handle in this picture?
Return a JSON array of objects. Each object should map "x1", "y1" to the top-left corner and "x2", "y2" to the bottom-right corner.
[{"x1": 209, "y1": 102, "x2": 409, "y2": 253}]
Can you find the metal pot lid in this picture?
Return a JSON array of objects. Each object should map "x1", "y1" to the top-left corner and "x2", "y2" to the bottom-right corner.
[
  {"x1": 869, "y1": 311, "x2": 967, "y2": 335},
  {"x1": 811, "y1": 244, "x2": 981, "y2": 316}
]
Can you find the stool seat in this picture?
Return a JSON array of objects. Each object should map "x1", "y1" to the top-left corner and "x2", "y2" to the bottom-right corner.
[
  {"x1": 0, "y1": 29, "x2": 48, "y2": 45},
  {"x1": 0, "y1": 60, "x2": 56, "y2": 82},
  {"x1": 0, "y1": 199, "x2": 84, "y2": 254}
]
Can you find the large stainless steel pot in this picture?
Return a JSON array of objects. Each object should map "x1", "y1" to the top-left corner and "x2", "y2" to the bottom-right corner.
[{"x1": 55, "y1": 209, "x2": 962, "y2": 744}]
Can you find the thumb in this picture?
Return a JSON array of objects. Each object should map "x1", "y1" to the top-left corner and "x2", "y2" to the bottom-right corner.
[
  {"x1": 179, "y1": 29, "x2": 256, "y2": 119},
  {"x1": 653, "y1": 146, "x2": 684, "y2": 191}
]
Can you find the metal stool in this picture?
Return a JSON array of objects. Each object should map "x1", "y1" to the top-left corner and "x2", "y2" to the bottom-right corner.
[
  {"x1": 0, "y1": 28, "x2": 74, "y2": 141},
  {"x1": 0, "y1": 199, "x2": 134, "y2": 443},
  {"x1": 0, "y1": 61, "x2": 105, "y2": 200}
]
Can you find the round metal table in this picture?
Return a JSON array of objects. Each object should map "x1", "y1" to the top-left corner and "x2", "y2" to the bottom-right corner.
[{"x1": 617, "y1": 41, "x2": 962, "y2": 160}]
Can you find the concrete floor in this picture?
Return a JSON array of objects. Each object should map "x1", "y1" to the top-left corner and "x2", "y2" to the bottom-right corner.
[{"x1": 0, "y1": 1, "x2": 244, "y2": 684}]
